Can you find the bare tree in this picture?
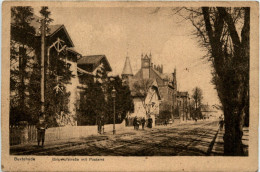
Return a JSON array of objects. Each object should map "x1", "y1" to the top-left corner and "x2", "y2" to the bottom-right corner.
[
  {"x1": 175, "y1": 7, "x2": 249, "y2": 155},
  {"x1": 192, "y1": 87, "x2": 203, "y2": 110}
]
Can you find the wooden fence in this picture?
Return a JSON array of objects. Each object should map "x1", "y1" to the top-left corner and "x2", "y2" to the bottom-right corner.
[
  {"x1": 10, "y1": 121, "x2": 126, "y2": 146},
  {"x1": 10, "y1": 125, "x2": 37, "y2": 146}
]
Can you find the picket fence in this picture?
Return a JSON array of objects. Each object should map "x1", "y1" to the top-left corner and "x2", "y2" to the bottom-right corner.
[{"x1": 10, "y1": 122, "x2": 126, "y2": 146}]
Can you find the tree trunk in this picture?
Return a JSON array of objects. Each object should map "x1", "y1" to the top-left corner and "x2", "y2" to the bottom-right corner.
[{"x1": 223, "y1": 107, "x2": 245, "y2": 156}]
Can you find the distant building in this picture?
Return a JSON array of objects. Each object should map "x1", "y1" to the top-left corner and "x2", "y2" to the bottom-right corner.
[
  {"x1": 177, "y1": 91, "x2": 191, "y2": 121},
  {"x1": 122, "y1": 53, "x2": 178, "y2": 125},
  {"x1": 200, "y1": 104, "x2": 218, "y2": 119}
]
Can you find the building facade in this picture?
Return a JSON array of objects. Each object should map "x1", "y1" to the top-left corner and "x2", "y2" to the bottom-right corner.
[
  {"x1": 122, "y1": 53, "x2": 178, "y2": 125},
  {"x1": 11, "y1": 15, "x2": 115, "y2": 126},
  {"x1": 177, "y1": 91, "x2": 191, "y2": 121}
]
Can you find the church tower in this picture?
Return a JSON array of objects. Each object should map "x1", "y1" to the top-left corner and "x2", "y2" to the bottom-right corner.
[
  {"x1": 122, "y1": 56, "x2": 133, "y2": 85},
  {"x1": 141, "y1": 53, "x2": 151, "y2": 79}
]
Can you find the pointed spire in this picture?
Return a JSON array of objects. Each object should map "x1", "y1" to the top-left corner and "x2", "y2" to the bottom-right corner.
[{"x1": 122, "y1": 56, "x2": 133, "y2": 76}]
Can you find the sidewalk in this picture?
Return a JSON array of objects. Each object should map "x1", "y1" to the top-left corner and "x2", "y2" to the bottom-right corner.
[
  {"x1": 211, "y1": 127, "x2": 249, "y2": 156},
  {"x1": 10, "y1": 127, "x2": 134, "y2": 154}
]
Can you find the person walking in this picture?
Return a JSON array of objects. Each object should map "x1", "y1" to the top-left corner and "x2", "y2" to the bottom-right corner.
[
  {"x1": 148, "y1": 117, "x2": 153, "y2": 128},
  {"x1": 136, "y1": 119, "x2": 140, "y2": 130},
  {"x1": 97, "y1": 116, "x2": 102, "y2": 134},
  {"x1": 150, "y1": 117, "x2": 153, "y2": 128},
  {"x1": 219, "y1": 118, "x2": 224, "y2": 130},
  {"x1": 36, "y1": 115, "x2": 48, "y2": 147},
  {"x1": 141, "y1": 117, "x2": 146, "y2": 130},
  {"x1": 133, "y1": 116, "x2": 137, "y2": 130},
  {"x1": 101, "y1": 116, "x2": 105, "y2": 134},
  {"x1": 164, "y1": 119, "x2": 168, "y2": 126}
]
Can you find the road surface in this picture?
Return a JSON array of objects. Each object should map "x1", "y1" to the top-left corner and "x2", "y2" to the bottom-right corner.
[{"x1": 11, "y1": 120, "x2": 219, "y2": 156}]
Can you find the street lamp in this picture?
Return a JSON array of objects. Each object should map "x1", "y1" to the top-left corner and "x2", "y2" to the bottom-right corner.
[{"x1": 111, "y1": 87, "x2": 116, "y2": 135}]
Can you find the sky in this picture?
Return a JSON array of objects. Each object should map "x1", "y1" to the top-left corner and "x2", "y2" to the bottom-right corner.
[{"x1": 35, "y1": 7, "x2": 220, "y2": 106}]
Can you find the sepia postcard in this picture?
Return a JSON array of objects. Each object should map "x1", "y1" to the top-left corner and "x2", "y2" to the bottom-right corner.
[{"x1": 1, "y1": 1, "x2": 259, "y2": 171}]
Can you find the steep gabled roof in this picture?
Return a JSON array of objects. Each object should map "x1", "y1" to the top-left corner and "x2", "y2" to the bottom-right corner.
[
  {"x1": 77, "y1": 67, "x2": 94, "y2": 76},
  {"x1": 128, "y1": 78, "x2": 161, "y2": 100},
  {"x1": 78, "y1": 55, "x2": 112, "y2": 72},
  {"x1": 78, "y1": 55, "x2": 103, "y2": 64},
  {"x1": 122, "y1": 56, "x2": 133, "y2": 76}
]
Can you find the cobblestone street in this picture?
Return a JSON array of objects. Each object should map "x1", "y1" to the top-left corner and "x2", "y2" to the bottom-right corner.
[{"x1": 11, "y1": 120, "x2": 221, "y2": 156}]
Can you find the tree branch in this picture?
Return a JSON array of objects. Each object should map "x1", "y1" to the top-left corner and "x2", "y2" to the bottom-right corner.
[
  {"x1": 202, "y1": 7, "x2": 215, "y2": 47},
  {"x1": 241, "y1": 7, "x2": 250, "y2": 51},
  {"x1": 217, "y1": 7, "x2": 241, "y2": 47}
]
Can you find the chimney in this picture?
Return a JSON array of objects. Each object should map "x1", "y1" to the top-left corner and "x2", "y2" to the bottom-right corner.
[
  {"x1": 154, "y1": 64, "x2": 156, "y2": 69},
  {"x1": 151, "y1": 63, "x2": 153, "y2": 68}
]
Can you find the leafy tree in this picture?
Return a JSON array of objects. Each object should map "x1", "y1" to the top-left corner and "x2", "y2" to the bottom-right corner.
[
  {"x1": 79, "y1": 72, "x2": 134, "y2": 125},
  {"x1": 78, "y1": 65, "x2": 107, "y2": 125},
  {"x1": 10, "y1": 6, "x2": 36, "y2": 124},
  {"x1": 106, "y1": 76, "x2": 134, "y2": 124},
  {"x1": 79, "y1": 79, "x2": 105, "y2": 125}
]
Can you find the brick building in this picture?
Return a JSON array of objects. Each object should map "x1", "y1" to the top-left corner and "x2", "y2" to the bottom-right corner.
[{"x1": 122, "y1": 53, "x2": 178, "y2": 125}]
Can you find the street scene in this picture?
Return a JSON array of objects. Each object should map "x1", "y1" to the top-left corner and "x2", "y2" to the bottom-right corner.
[
  {"x1": 9, "y1": 6, "x2": 249, "y2": 157},
  {"x1": 12, "y1": 120, "x2": 244, "y2": 156}
]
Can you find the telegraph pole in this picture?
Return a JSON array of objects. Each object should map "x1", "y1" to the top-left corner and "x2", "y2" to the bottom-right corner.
[
  {"x1": 182, "y1": 97, "x2": 185, "y2": 121},
  {"x1": 41, "y1": 19, "x2": 46, "y2": 114}
]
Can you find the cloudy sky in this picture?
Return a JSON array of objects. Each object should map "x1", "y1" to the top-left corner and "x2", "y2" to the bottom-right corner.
[{"x1": 35, "y1": 6, "x2": 220, "y2": 106}]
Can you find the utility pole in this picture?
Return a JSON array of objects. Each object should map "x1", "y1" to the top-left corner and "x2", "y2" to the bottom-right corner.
[
  {"x1": 19, "y1": 46, "x2": 26, "y2": 110},
  {"x1": 40, "y1": 19, "x2": 46, "y2": 114},
  {"x1": 182, "y1": 97, "x2": 185, "y2": 121},
  {"x1": 189, "y1": 97, "x2": 191, "y2": 120}
]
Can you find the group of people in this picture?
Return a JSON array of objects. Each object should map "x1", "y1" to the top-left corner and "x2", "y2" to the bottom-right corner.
[{"x1": 133, "y1": 116, "x2": 153, "y2": 130}]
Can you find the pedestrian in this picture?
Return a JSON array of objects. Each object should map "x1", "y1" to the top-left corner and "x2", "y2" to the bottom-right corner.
[
  {"x1": 136, "y1": 119, "x2": 140, "y2": 130},
  {"x1": 97, "y1": 116, "x2": 102, "y2": 134},
  {"x1": 219, "y1": 119, "x2": 224, "y2": 130},
  {"x1": 164, "y1": 119, "x2": 167, "y2": 126},
  {"x1": 141, "y1": 117, "x2": 146, "y2": 130},
  {"x1": 133, "y1": 116, "x2": 137, "y2": 130},
  {"x1": 148, "y1": 117, "x2": 153, "y2": 128},
  {"x1": 36, "y1": 115, "x2": 48, "y2": 147},
  {"x1": 125, "y1": 117, "x2": 129, "y2": 126},
  {"x1": 101, "y1": 116, "x2": 105, "y2": 134}
]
